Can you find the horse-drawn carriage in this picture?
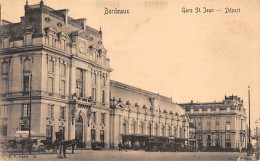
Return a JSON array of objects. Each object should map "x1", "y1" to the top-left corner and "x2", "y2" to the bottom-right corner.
[{"x1": 0, "y1": 131, "x2": 76, "y2": 155}]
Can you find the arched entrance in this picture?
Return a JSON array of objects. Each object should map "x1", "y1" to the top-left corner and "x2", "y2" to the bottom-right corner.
[{"x1": 75, "y1": 115, "x2": 84, "y2": 148}]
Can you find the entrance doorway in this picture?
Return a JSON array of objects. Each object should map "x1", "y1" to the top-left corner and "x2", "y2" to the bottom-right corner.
[{"x1": 75, "y1": 115, "x2": 84, "y2": 148}]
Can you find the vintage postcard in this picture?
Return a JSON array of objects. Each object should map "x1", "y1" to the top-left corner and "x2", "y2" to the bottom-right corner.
[{"x1": 0, "y1": 0, "x2": 259, "y2": 161}]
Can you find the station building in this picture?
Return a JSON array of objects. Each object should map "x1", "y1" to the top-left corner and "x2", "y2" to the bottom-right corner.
[
  {"x1": 0, "y1": 1, "x2": 188, "y2": 149},
  {"x1": 179, "y1": 95, "x2": 247, "y2": 150}
]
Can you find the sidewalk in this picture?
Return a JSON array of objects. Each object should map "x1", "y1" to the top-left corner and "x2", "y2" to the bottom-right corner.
[{"x1": 237, "y1": 154, "x2": 255, "y2": 161}]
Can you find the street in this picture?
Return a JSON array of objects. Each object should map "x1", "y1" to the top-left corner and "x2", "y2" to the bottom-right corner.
[{"x1": 0, "y1": 150, "x2": 244, "y2": 161}]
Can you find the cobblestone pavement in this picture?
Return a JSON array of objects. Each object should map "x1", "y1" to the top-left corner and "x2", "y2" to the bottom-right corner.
[{"x1": 0, "y1": 150, "x2": 244, "y2": 161}]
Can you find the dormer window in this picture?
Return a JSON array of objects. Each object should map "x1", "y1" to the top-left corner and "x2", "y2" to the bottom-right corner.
[
  {"x1": 2, "y1": 37, "x2": 9, "y2": 48},
  {"x1": 57, "y1": 32, "x2": 68, "y2": 51},
  {"x1": 45, "y1": 27, "x2": 57, "y2": 47},
  {"x1": 24, "y1": 33, "x2": 32, "y2": 46}
]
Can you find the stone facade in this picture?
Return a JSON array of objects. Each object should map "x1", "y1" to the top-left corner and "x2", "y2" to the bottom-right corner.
[
  {"x1": 0, "y1": 1, "x2": 111, "y2": 148},
  {"x1": 0, "y1": 1, "x2": 187, "y2": 149},
  {"x1": 109, "y1": 80, "x2": 189, "y2": 148},
  {"x1": 179, "y1": 95, "x2": 247, "y2": 150}
]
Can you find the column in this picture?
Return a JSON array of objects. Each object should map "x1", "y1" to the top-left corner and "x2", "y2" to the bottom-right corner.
[
  {"x1": 113, "y1": 114, "x2": 120, "y2": 147},
  {"x1": 86, "y1": 124, "x2": 92, "y2": 149},
  {"x1": 104, "y1": 112, "x2": 110, "y2": 148},
  {"x1": 87, "y1": 69, "x2": 92, "y2": 97},
  {"x1": 68, "y1": 105, "x2": 76, "y2": 140},
  {"x1": 105, "y1": 74, "x2": 110, "y2": 107}
]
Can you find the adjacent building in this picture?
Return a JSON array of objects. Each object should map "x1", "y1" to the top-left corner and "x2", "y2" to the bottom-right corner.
[
  {"x1": 0, "y1": 1, "x2": 187, "y2": 149},
  {"x1": 179, "y1": 95, "x2": 247, "y2": 150},
  {"x1": 110, "y1": 80, "x2": 189, "y2": 148}
]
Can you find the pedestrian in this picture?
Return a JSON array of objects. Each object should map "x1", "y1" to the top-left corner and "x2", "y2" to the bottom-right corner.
[
  {"x1": 118, "y1": 142, "x2": 122, "y2": 151},
  {"x1": 124, "y1": 142, "x2": 128, "y2": 152},
  {"x1": 57, "y1": 129, "x2": 65, "y2": 158},
  {"x1": 63, "y1": 141, "x2": 67, "y2": 158},
  {"x1": 72, "y1": 139, "x2": 76, "y2": 154}
]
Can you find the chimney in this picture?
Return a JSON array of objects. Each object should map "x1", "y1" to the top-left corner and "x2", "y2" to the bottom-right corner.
[
  {"x1": 57, "y1": 9, "x2": 69, "y2": 26},
  {"x1": 76, "y1": 18, "x2": 86, "y2": 30}
]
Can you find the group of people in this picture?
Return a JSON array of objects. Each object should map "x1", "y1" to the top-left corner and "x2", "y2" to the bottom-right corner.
[{"x1": 118, "y1": 142, "x2": 128, "y2": 152}]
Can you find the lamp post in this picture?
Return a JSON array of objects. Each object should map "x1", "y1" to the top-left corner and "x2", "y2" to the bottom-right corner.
[
  {"x1": 255, "y1": 119, "x2": 259, "y2": 160},
  {"x1": 28, "y1": 73, "x2": 32, "y2": 140}
]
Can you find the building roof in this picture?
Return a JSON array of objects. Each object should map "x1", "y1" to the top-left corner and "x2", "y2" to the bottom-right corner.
[{"x1": 110, "y1": 80, "x2": 185, "y2": 115}]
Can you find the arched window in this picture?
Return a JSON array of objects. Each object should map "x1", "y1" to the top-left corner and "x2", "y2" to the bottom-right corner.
[
  {"x1": 155, "y1": 124, "x2": 158, "y2": 136},
  {"x1": 139, "y1": 123, "x2": 144, "y2": 135}
]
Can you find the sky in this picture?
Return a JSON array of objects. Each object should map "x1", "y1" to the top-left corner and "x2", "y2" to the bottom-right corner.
[{"x1": 1, "y1": 0, "x2": 260, "y2": 129}]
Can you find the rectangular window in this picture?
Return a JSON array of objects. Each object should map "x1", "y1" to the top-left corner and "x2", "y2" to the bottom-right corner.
[
  {"x1": 92, "y1": 88, "x2": 96, "y2": 102},
  {"x1": 76, "y1": 69, "x2": 84, "y2": 97},
  {"x1": 3, "y1": 37, "x2": 9, "y2": 48},
  {"x1": 22, "y1": 104, "x2": 30, "y2": 118},
  {"x1": 60, "y1": 106, "x2": 65, "y2": 119},
  {"x1": 24, "y1": 60, "x2": 30, "y2": 72},
  {"x1": 46, "y1": 125, "x2": 53, "y2": 140},
  {"x1": 1, "y1": 79, "x2": 7, "y2": 94},
  {"x1": 0, "y1": 126, "x2": 7, "y2": 136},
  {"x1": 48, "y1": 104, "x2": 54, "y2": 118},
  {"x1": 60, "y1": 80, "x2": 65, "y2": 96},
  {"x1": 102, "y1": 90, "x2": 105, "y2": 105},
  {"x1": 49, "y1": 60, "x2": 54, "y2": 73},
  {"x1": 61, "y1": 63, "x2": 66, "y2": 76},
  {"x1": 101, "y1": 113, "x2": 105, "y2": 124},
  {"x1": 1, "y1": 106, "x2": 8, "y2": 118},
  {"x1": 2, "y1": 62, "x2": 8, "y2": 75},
  {"x1": 199, "y1": 135, "x2": 202, "y2": 140},
  {"x1": 102, "y1": 76, "x2": 105, "y2": 86},
  {"x1": 25, "y1": 33, "x2": 32, "y2": 45},
  {"x1": 48, "y1": 77, "x2": 54, "y2": 93},
  {"x1": 92, "y1": 73, "x2": 96, "y2": 84},
  {"x1": 23, "y1": 76, "x2": 30, "y2": 92},
  {"x1": 91, "y1": 129, "x2": 96, "y2": 141},
  {"x1": 92, "y1": 112, "x2": 96, "y2": 123}
]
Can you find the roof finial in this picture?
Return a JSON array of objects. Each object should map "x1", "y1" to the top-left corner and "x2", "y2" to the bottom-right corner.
[
  {"x1": 99, "y1": 26, "x2": 102, "y2": 38},
  {"x1": 40, "y1": 0, "x2": 44, "y2": 7},
  {"x1": 26, "y1": 0, "x2": 28, "y2": 5}
]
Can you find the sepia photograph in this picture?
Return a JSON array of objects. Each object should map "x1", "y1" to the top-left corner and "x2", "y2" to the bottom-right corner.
[{"x1": 0, "y1": 0, "x2": 259, "y2": 161}]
